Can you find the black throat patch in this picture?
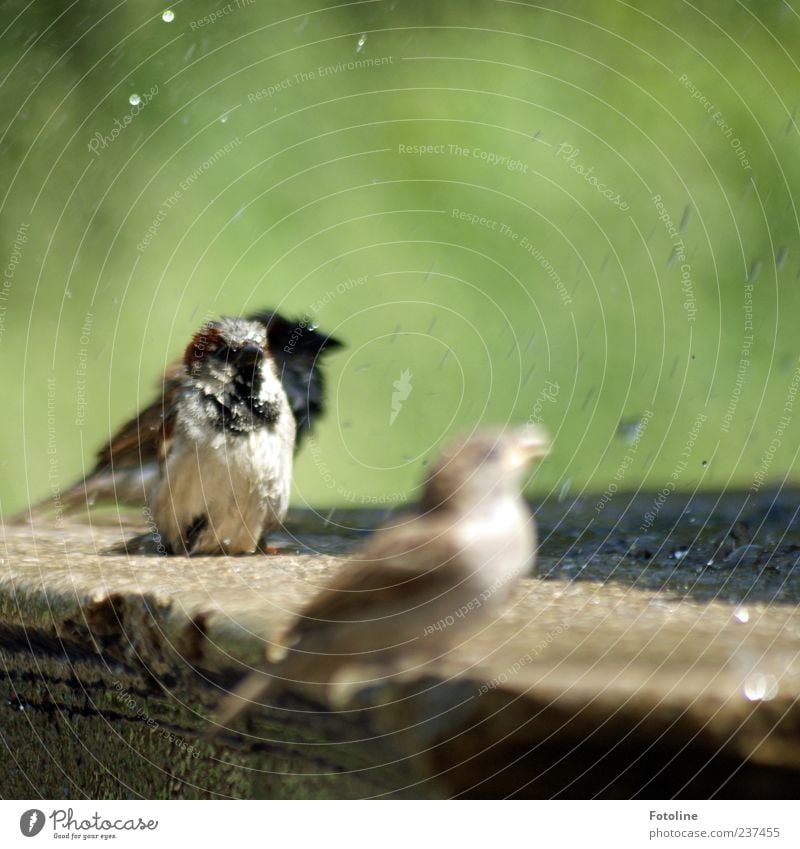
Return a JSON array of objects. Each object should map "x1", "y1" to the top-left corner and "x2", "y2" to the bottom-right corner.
[{"x1": 204, "y1": 362, "x2": 281, "y2": 434}]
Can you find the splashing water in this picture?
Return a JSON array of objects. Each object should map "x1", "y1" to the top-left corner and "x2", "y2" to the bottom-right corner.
[
  {"x1": 734, "y1": 606, "x2": 750, "y2": 623},
  {"x1": 743, "y1": 673, "x2": 778, "y2": 702}
]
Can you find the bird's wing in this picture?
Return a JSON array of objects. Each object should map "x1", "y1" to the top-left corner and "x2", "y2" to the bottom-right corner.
[
  {"x1": 213, "y1": 519, "x2": 473, "y2": 727},
  {"x1": 9, "y1": 367, "x2": 180, "y2": 521},
  {"x1": 94, "y1": 367, "x2": 180, "y2": 471},
  {"x1": 293, "y1": 520, "x2": 467, "y2": 630}
]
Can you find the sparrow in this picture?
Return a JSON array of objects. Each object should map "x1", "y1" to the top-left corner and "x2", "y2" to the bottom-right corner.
[
  {"x1": 148, "y1": 315, "x2": 297, "y2": 555},
  {"x1": 13, "y1": 310, "x2": 342, "y2": 533},
  {"x1": 212, "y1": 425, "x2": 548, "y2": 726}
]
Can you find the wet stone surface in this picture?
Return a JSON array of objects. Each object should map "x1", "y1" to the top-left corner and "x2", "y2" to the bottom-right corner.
[
  {"x1": 30, "y1": 487, "x2": 800, "y2": 607},
  {"x1": 533, "y1": 488, "x2": 800, "y2": 604},
  {"x1": 281, "y1": 488, "x2": 800, "y2": 604},
  {"x1": 1, "y1": 489, "x2": 799, "y2": 797}
]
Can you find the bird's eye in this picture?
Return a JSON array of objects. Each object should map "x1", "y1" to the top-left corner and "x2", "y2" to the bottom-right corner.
[{"x1": 210, "y1": 343, "x2": 231, "y2": 361}]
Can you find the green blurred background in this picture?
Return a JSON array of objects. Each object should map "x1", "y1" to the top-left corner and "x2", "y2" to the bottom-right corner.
[{"x1": 2, "y1": 0, "x2": 799, "y2": 514}]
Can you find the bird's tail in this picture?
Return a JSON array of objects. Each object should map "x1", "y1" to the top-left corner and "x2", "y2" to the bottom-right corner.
[
  {"x1": 5, "y1": 476, "x2": 102, "y2": 525},
  {"x1": 5, "y1": 463, "x2": 157, "y2": 525}
]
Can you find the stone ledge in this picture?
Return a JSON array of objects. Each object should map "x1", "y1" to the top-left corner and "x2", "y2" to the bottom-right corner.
[{"x1": 1, "y1": 518, "x2": 798, "y2": 798}]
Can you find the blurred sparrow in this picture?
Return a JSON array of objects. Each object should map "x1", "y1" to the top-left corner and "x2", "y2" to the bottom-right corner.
[
  {"x1": 213, "y1": 425, "x2": 548, "y2": 724},
  {"x1": 14, "y1": 310, "x2": 342, "y2": 543}
]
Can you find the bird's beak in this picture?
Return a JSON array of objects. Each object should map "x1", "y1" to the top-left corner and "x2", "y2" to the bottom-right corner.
[
  {"x1": 508, "y1": 425, "x2": 550, "y2": 469},
  {"x1": 233, "y1": 344, "x2": 266, "y2": 367}
]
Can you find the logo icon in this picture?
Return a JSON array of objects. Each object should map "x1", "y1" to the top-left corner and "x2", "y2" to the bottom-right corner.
[
  {"x1": 390, "y1": 369, "x2": 413, "y2": 425},
  {"x1": 20, "y1": 809, "x2": 45, "y2": 837}
]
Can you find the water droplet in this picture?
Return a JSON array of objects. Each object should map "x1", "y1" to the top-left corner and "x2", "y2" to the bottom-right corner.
[
  {"x1": 679, "y1": 205, "x2": 691, "y2": 232},
  {"x1": 776, "y1": 246, "x2": 788, "y2": 271},
  {"x1": 129, "y1": 93, "x2": 141, "y2": 107},
  {"x1": 617, "y1": 416, "x2": 647, "y2": 444},
  {"x1": 747, "y1": 259, "x2": 762, "y2": 282},
  {"x1": 161, "y1": 9, "x2": 174, "y2": 23},
  {"x1": 667, "y1": 245, "x2": 679, "y2": 268},
  {"x1": 558, "y1": 478, "x2": 572, "y2": 502},
  {"x1": 734, "y1": 606, "x2": 750, "y2": 623},
  {"x1": 356, "y1": 33, "x2": 367, "y2": 52},
  {"x1": 743, "y1": 672, "x2": 778, "y2": 702},
  {"x1": 673, "y1": 549, "x2": 687, "y2": 560},
  {"x1": 701, "y1": 459, "x2": 708, "y2": 467},
  {"x1": 65, "y1": 290, "x2": 72, "y2": 299}
]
